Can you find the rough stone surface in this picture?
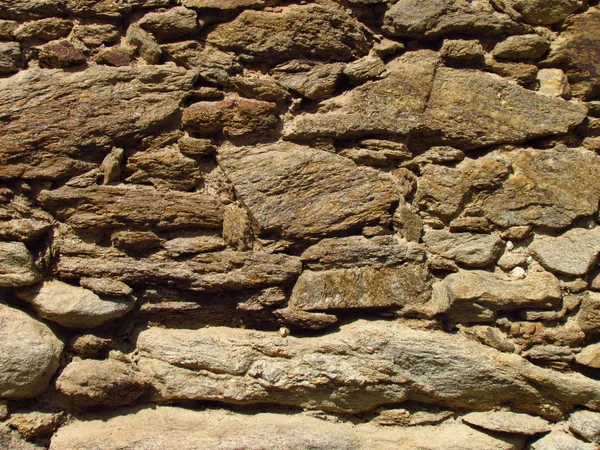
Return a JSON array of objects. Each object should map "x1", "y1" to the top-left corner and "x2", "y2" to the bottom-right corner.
[
  {"x1": 575, "y1": 343, "x2": 600, "y2": 369},
  {"x1": 462, "y1": 410, "x2": 551, "y2": 435},
  {"x1": 569, "y1": 410, "x2": 600, "y2": 442},
  {"x1": 17, "y1": 280, "x2": 134, "y2": 328},
  {"x1": 423, "y1": 230, "x2": 504, "y2": 268},
  {"x1": 493, "y1": 34, "x2": 550, "y2": 60},
  {"x1": 0, "y1": 242, "x2": 41, "y2": 287},
  {"x1": 49, "y1": 406, "x2": 524, "y2": 450},
  {"x1": 530, "y1": 431, "x2": 596, "y2": 450},
  {"x1": 217, "y1": 142, "x2": 398, "y2": 239},
  {"x1": 529, "y1": 228, "x2": 600, "y2": 276},
  {"x1": 0, "y1": 303, "x2": 63, "y2": 398},
  {"x1": 504, "y1": 0, "x2": 583, "y2": 25}
]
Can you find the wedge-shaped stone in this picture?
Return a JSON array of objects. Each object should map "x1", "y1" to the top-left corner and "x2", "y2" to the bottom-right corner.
[
  {"x1": 0, "y1": 64, "x2": 194, "y2": 180},
  {"x1": 206, "y1": 5, "x2": 370, "y2": 63},
  {"x1": 382, "y1": 0, "x2": 525, "y2": 40},
  {"x1": 436, "y1": 270, "x2": 562, "y2": 323},
  {"x1": 423, "y1": 230, "x2": 504, "y2": 268},
  {"x1": 301, "y1": 236, "x2": 424, "y2": 270},
  {"x1": 0, "y1": 304, "x2": 63, "y2": 399},
  {"x1": 136, "y1": 320, "x2": 600, "y2": 418},
  {"x1": 217, "y1": 143, "x2": 398, "y2": 239},
  {"x1": 56, "y1": 251, "x2": 302, "y2": 292},
  {"x1": 285, "y1": 52, "x2": 587, "y2": 148},
  {"x1": 17, "y1": 280, "x2": 134, "y2": 328},
  {"x1": 503, "y1": 0, "x2": 583, "y2": 25},
  {"x1": 529, "y1": 228, "x2": 600, "y2": 276},
  {"x1": 289, "y1": 266, "x2": 433, "y2": 313},
  {"x1": 462, "y1": 411, "x2": 550, "y2": 435},
  {"x1": 39, "y1": 185, "x2": 223, "y2": 231},
  {"x1": 49, "y1": 406, "x2": 524, "y2": 450}
]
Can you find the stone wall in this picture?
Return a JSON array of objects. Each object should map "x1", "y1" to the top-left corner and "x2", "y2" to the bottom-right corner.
[{"x1": 1, "y1": 0, "x2": 600, "y2": 448}]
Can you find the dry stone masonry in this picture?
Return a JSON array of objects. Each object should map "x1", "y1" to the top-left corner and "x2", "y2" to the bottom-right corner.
[{"x1": 0, "y1": 0, "x2": 600, "y2": 448}]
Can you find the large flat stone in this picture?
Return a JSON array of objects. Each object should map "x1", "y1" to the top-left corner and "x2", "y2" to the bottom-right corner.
[
  {"x1": 217, "y1": 142, "x2": 398, "y2": 239},
  {"x1": 135, "y1": 320, "x2": 600, "y2": 419},
  {"x1": 49, "y1": 405, "x2": 524, "y2": 450},
  {"x1": 0, "y1": 304, "x2": 63, "y2": 399},
  {"x1": 39, "y1": 185, "x2": 223, "y2": 231},
  {"x1": 0, "y1": 64, "x2": 194, "y2": 180},
  {"x1": 462, "y1": 411, "x2": 550, "y2": 435}
]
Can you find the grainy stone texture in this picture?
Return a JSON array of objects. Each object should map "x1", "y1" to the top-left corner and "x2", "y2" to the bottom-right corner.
[
  {"x1": 462, "y1": 411, "x2": 550, "y2": 435},
  {"x1": 0, "y1": 242, "x2": 41, "y2": 287}
]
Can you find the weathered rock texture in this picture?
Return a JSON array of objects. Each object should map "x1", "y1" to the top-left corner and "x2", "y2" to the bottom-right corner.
[{"x1": 0, "y1": 1, "x2": 598, "y2": 449}]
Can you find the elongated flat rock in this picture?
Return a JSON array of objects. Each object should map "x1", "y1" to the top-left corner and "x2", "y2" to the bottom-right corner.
[
  {"x1": 39, "y1": 185, "x2": 223, "y2": 231},
  {"x1": 217, "y1": 142, "x2": 398, "y2": 238},
  {"x1": 462, "y1": 411, "x2": 551, "y2": 435},
  {"x1": 49, "y1": 406, "x2": 524, "y2": 450},
  {"x1": 57, "y1": 251, "x2": 302, "y2": 291},
  {"x1": 135, "y1": 320, "x2": 600, "y2": 419}
]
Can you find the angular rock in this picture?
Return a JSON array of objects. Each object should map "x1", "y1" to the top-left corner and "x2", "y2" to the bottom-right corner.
[
  {"x1": 111, "y1": 231, "x2": 161, "y2": 253},
  {"x1": 301, "y1": 235, "x2": 423, "y2": 270},
  {"x1": 289, "y1": 265, "x2": 433, "y2": 313},
  {"x1": 285, "y1": 51, "x2": 587, "y2": 148},
  {"x1": 39, "y1": 185, "x2": 223, "y2": 231},
  {"x1": 125, "y1": 24, "x2": 161, "y2": 64},
  {"x1": 537, "y1": 68, "x2": 571, "y2": 98},
  {"x1": 0, "y1": 42, "x2": 21, "y2": 74},
  {"x1": 222, "y1": 204, "x2": 253, "y2": 251},
  {"x1": 493, "y1": 34, "x2": 550, "y2": 60},
  {"x1": 13, "y1": 18, "x2": 73, "y2": 42},
  {"x1": 71, "y1": 23, "x2": 119, "y2": 48},
  {"x1": 56, "y1": 251, "x2": 302, "y2": 292},
  {"x1": 415, "y1": 165, "x2": 467, "y2": 220},
  {"x1": 217, "y1": 142, "x2": 398, "y2": 239},
  {"x1": 0, "y1": 303, "x2": 63, "y2": 398},
  {"x1": 0, "y1": 242, "x2": 41, "y2": 287},
  {"x1": 504, "y1": 0, "x2": 583, "y2": 25},
  {"x1": 79, "y1": 277, "x2": 133, "y2": 296},
  {"x1": 0, "y1": 64, "x2": 194, "y2": 179},
  {"x1": 462, "y1": 411, "x2": 550, "y2": 435},
  {"x1": 17, "y1": 280, "x2": 134, "y2": 328},
  {"x1": 343, "y1": 55, "x2": 386, "y2": 84},
  {"x1": 577, "y1": 292, "x2": 600, "y2": 335},
  {"x1": 423, "y1": 230, "x2": 504, "y2": 268},
  {"x1": 440, "y1": 39, "x2": 484, "y2": 63},
  {"x1": 182, "y1": 99, "x2": 279, "y2": 139},
  {"x1": 49, "y1": 406, "x2": 524, "y2": 450},
  {"x1": 206, "y1": 5, "x2": 370, "y2": 63},
  {"x1": 232, "y1": 76, "x2": 291, "y2": 103},
  {"x1": 0, "y1": 20, "x2": 17, "y2": 40},
  {"x1": 382, "y1": 0, "x2": 525, "y2": 40},
  {"x1": 569, "y1": 410, "x2": 600, "y2": 442},
  {"x1": 163, "y1": 232, "x2": 226, "y2": 256},
  {"x1": 138, "y1": 7, "x2": 199, "y2": 43},
  {"x1": 135, "y1": 320, "x2": 600, "y2": 418},
  {"x1": 6, "y1": 411, "x2": 62, "y2": 440},
  {"x1": 530, "y1": 431, "x2": 595, "y2": 450},
  {"x1": 56, "y1": 359, "x2": 146, "y2": 406},
  {"x1": 547, "y1": 8, "x2": 600, "y2": 99},
  {"x1": 37, "y1": 40, "x2": 86, "y2": 68},
  {"x1": 436, "y1": 270, "x2": 562, "y2": 323},
  {"x1": 576, "y1": 344, "x2": 600, "y2": 369},
  {"x1": 0, "y1": 424, "x2": 43, "y2": 450},
  {"x1": 0, "y1": 0, "x2": 66, "y2": 20},
  {"x1": 274, "y1": 307, "x2": 338, "y2": 331},
  {"x1": 182, "y1": 0, "x2": 279, "y2": 9},
  {"x1": 485, "y1": 57, "x2": 538, "y2": 84},
  {"x1": 271, "y1": 61, "x2": 344, "y2": 100},
  {"x1": 529, "y1": 228, "x2": 600, "y2": 276}
]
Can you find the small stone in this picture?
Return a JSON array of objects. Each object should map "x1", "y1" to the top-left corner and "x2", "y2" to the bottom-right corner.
[
  {"x1": 529, "y1": 228, "x2": 600, "y2": 276},
  {"x1": 343, "y1": 55, "x2": 387, "y2": 84},
  {"x1": 163, "y1": 233, "x2": 225, "y2": 256},
  {"x1": 278, "y1": 327, "x2": 290, "y2": 337},
  {"x1": 232, "y1": 75, "x2": 291, "y2": 103},
  {"x1": 504, "y1": 0, "x2": 583, "y2": 25},
  {"x1": 449, "y1": 217, "x2": 492, "y2": 233},
  {"x1": 461, "y1": 326, "x2": 516, "y2": 353},
  {"x1": 576, "y1": 343, "x2": 600, "y2": 369},
  {"x1": 96, "y1": 46, "x2": 132, "y2": 67},
  {"x1": 0, "y1": 400, "x2": 6, "y2": 420},
  {"x1": 13, "y1": 18, "x2": 73, "y2": 42},
  {"x1": 271, "y1": 60, "x2": 344, "y2": 100},
  {"x1": 125, "y1": 25, "x2": 161, "y2": 65},
  {"x1": 372, "y1": 38, "x2": 405, "y2": 58},
  {"x1": 178, "y1": 135, "x2": 215, "y2": 157},
  {"x1": 570, "y1": 410, "x2": 600, "y2": 442},
  {"x1": 408, "y1": 146, "x2": 465, "y2": 167},
  {"x1": 138, "y1": 7, "x2": 199, "y2": 43},
  {"x1": 485, "y1": 57, "x2": 538, "y2": 84},
  {"x1": 223, "y1": 204, "x2": 253, "y2": 251},
  {"x1": 0, "y1": 242, "x2": 41, "y2": 287},
  {"x1": 393, "y1": 205, "x2": 423, "y2": 242},
  {"x1": 0, "y1": 20, "x2": 17, "y2": 40},
  {"x1": 511, "y1": 267, "x2": 527, "y2": 279},
  {"x1": 530, "y1": 431, "x2": 596, "y2": 450},
  {"x1": 423, "y1": 230, "x2": 504, "y2": 268},
  {"x1": 497, "y1": 251, "x2": 527, "y2": 271},
  {"x1": 537, "y1": 68, "x2": 571, "y2": 98},
  {"x1": 0, "y1": 42, "x2": 21, "y2": 74},
  {"x1": 274, "y1": 307, "x2": 338, "y2": 331},
  {"x1": 126, "y1": 147, "x2": 201, "y2": 191},
  {"x1": 17, "y1": 280, "x2": 134, "y2": 328},
  {"x1": 440, "y1": 39, "x2": 484, "y2": 62},
  {"x1": 37, "y1": 40, "x2": 86, "y2": 68},
  {"x1": 577, "y1": 292, "x2": 600, "y2": 335},
  {"x1": 111, "y1": 231, "x2": 162, "y2": 253},
  {"x1": 501, "y1": 226, "x2": 532, "y2": 241},
  {"x1": 6, "y1": 411, "x2": 62, "y2": 440},
  {"x1": 79, "y1": 277, "x2": 133, "y2": 297},
  {"x1": 463, "y1": 410, "x2": 550, "y2": 435},
  {"x1": 590, "y1": 272, "x2": 600, "y2": 292},
  {"x1": 69, "y1": 334, "x2": 114, "y2": 358},
  {"x1": 493, "y1": 34, "x2": 550, "y2": 60},
  {"x1": 56, "y1": 359, "x2": 147, "y2": 406},
  {"x1": 71, "y1": 24, "x2": 120, "y2": 48}
]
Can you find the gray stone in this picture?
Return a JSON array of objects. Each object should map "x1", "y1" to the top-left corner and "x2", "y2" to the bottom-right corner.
[
  {"x1": 529, "y1": 228, "x2": 600, "y2": 276},
  {"x1": 423, "y1": 230, "x2": 504, "y2": 268},
  {"x1": 570, "y1": 410, "x2": 600, "y2": 442},
  {"x1": 49, "y1": 406, "x2": 524, "y2": 450},
  {"x1": 17, "y1": 280, "x2": 134, "y2": 328},
  {"x1": 0, "y1": 242, "x2": 41, "y2": 287},
  {"x1": 0, "y1": 303, "x2": 63, "y2": 398},
  {"x1": 217, "y1": 142, "x2": 398, "y2": 239},
  {"x1": 462, "y1": 410, "x2": 550, "y2": 435},
  {"x1": 493, "y1": 34, "x2": 550, "y2": 60}
]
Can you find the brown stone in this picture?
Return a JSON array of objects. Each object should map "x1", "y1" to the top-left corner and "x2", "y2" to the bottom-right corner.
[
  {"x1": 13, "y1": 18, "x2": 73, "y2": 42},
  {"x1": 37, "y1": 40, "x2": 86, "y2": 68}
]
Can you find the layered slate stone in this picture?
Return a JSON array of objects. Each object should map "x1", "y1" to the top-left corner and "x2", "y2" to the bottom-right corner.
[
  {"x1": 0, "y1": 64, "x2": 194, "y2": 179},
  {"x1": 135, "y1": 320, "x2": 600, "y2": 419},
  {"x1": 382, "y1": 0, "x2": 526, "y2": 40},
  {"x1": 0, "y1": 304, "x2": 63, "y2": 398},
  {"x1": 56, "y1": 251, "x2": 302, "y2": 291},
  {"x1": 206, "y1": 5, "x2": 371, "y2": 63},
  {"x1": 39, "y1": 185, "x2": 223, "y2": 231},
  {"x1": 423, "y1": 230, "x2": 504, "y2": 268},
  {"x1": 49, "y1": 406, "x2": 523, "y2": 450},
  {"x1": 217, "y1": 142, "x2": 398, "y2": 239},
  {"x1": 284, "y1": 52, "x2": 587, "y2": 149},
  {"x1": 462, "y1": 411, "x2": 551, "y2": 435},
  {"x1": 288, "y1": 266, "x2": 433, "y2": 312},
  {"x1": 503, "y1": 0, "x2": 583, "y2": 25}
]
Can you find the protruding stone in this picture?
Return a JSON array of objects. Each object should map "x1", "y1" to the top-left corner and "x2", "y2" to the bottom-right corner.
[
  {"x1": 6, "y1": 411, "x2": 62, "y2": 440},
  {"x1": 271, "y1": 61, "x2": 344, "y2": 100},
  {"x1": 138, "y1": 7, "x2": 199, "y2": 43},
  {"x1": 79, "y1": 277, "x2": 133, "y2": 297},
  {"x1": 440, "y1": 39, "x2": 484, "y2": 63},
  {"x1": 493, "y1": 34, "x2": 550, "y2": 60},
  {"x1": 13, "y1": 18, "x2": 73, "y2": 42},
  {"x1": 423, "y1": 230, "x2": 504, "y2": 268},
  {"x1": 223, "y1": 204, "x2": 253, "y2": 251},
  {"x1": 504, "y1": 0, "x2": 583, "y2": 25},
  {"x1": 537, "y1": 68, "x2": 571, "y2": 98},
  {"x1": 0, "y1": 42, "x2": 21, "y2": 74},
  {"x1": 0, "y1": 303, "x2": 63, "y2": 399},
  {"x1": 530, "y1": 431, "x2": 596, "y2": 450},
  {"x1": 37, "y1": 40, "x2": 86, "y2": 68},
  {"x1": 17, "y1": 280, "x2": 134, "y2": 328},
  {"x1": 576, "y1": 343, "x2": 600, "y2": 369},
  {"x1": 0, "y1": 242, "x2": 41, "y2": 287},
  {"x1": 569, "y1": 410, "x2": 600, "y2": 442},
  {"x1": 462, "y1": 411, "x2": 550, "y2": 435}
]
